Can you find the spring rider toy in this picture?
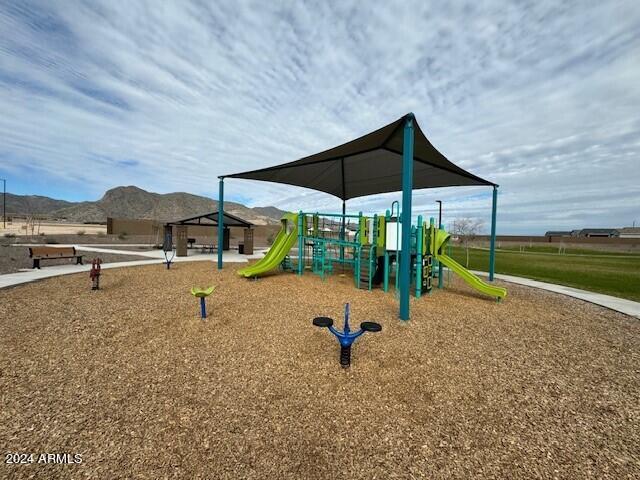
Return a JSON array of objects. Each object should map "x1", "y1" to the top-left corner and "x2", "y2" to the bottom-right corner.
[
  {"x1": 163, "y1": 231, "x2": 176, "y2": 269},
  {"x1": 190, "y1": 286, "x2": 215, "y2": 319},
  {"x1": 312, "y1": 303, "x2": 381, "y2": 368},
  {"x1": 89, "y1": 258, "x2": 102, "y2": 290}
]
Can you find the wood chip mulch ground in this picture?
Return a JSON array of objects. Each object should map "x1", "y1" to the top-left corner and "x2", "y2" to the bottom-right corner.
[{"x1": 1, "y1": 262, "x2": 638, "y2": 479}]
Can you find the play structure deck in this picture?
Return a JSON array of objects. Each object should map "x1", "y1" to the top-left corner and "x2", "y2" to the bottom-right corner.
[{"x1": 237, "y1": 208, "x2": 506, "y2": 302}]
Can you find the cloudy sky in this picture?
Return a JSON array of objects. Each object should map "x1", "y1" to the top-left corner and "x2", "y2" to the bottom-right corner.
[{"x1": 1, "y1": 1, "x2": 639, "y2": 234}]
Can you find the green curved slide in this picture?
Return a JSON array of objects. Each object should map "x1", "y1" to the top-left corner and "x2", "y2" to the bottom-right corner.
[
  {"x1": 237, "y1": 213, "x2": 298, "y2": 278},
  {"x1": 432, "y1": 227, "x2": 507, "y2": 300},
  {"x1": 436, "y1": 253, "x2": 506, "y2": 300}
]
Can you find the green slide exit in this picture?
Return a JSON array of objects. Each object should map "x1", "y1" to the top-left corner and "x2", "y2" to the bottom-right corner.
[
  {"x1": 436, "y1": 253, "x2": 507, "y2": 300},
  {"x1": 237, "y1": 213, "x2": 299, "y2": 278},
  {"x1": 431, "y1": 226, "x2": 507, "y2": 300}
]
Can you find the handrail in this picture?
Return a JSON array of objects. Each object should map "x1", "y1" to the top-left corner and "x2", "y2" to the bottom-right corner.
[
  {"x1": 301, "y1": 211, "x2": 363, "y2": 219},
  {"x1": 367, "y1": 244, "x2": 376, "y2": 291}
]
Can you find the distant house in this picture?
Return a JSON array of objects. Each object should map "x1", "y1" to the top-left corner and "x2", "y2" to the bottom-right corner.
[
  {"x1": 618, "y1": 227, "x2": 640, "y2": 239},
  {"x1": 544, "y1": 231, "x2": 572, "y2": 237},
  {"x1": 579, "y1": 228, "x2": 619, "y2": 238}
]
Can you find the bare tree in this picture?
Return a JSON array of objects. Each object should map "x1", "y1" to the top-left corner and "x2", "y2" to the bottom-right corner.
[{"x1": 451, "y1": 217, "x2": 484, "y2": 268}]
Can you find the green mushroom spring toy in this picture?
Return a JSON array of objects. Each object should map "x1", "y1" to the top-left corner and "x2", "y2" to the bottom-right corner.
[{"x1": 190, "y1": 286, "x2": 215, "y2": 319}]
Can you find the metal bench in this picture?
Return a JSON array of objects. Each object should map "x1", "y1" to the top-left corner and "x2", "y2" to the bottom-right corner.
[
  {"x1": 28, "y1": 246, "x2": 84, "y2": 269},
  {"x1": 200, "y1": 243, "x2": 215, "y2": 253}
]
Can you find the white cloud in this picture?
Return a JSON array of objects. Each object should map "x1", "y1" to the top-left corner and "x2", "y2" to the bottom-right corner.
[{"x1": 0, "y1": 0, "x2": 639, "y2": 233}]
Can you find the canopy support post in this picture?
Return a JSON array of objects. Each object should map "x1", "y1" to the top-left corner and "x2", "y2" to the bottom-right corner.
[
  {"x1": 400, "y1": 114, "x2": 414, "y2": 321},
  {"x1": 217, "y1": 178, "x2": 224, "y2": 270},
  {"x1": 489, "y1": 185, "x2": 498, "y2": 281},
  {"x1": 340, "y1": 200, "x2": 346, "y2": 262},
  {"x1": 340, "y1": 159, "x2": 346, "y2": 262},
  {"x1": 298, "y1": 211, "x2": 304, "y2": 275}
]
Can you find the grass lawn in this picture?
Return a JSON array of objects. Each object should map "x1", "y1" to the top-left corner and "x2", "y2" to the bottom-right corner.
[
  {"x1": 495, "y1": 244, "x2": 639, "y2": 256},
  {"x1": 449, "y1": 246, "x2": 640, "y2": 302}
]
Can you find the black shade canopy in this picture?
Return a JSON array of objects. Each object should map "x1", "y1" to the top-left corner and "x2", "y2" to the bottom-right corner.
[
  {"x1": 223, "y1": 113, "x2": 494, "y2": 200},
  {"x1": 166, "y1": 211, "x2": 253, "y2": 228}
]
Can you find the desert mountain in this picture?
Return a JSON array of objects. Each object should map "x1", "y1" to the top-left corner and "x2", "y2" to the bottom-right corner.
[
  {"x1": 5, "y1": 193, "x2": 74, "y2": 215},
  {"x1": 6, "y1": 186, "x2": 286, "y2": 225}
]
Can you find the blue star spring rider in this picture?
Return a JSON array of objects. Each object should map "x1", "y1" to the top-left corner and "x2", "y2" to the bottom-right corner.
[{"x1": 313, "y1": 303, "x2": 381, "y2": 368}]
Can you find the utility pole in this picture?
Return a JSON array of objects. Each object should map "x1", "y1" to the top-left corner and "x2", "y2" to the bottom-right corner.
[
  {"x1": 436, "y1": 200, "x2": 442, "y2": 228},
  {"x1": 1, "y1": 178, "x2": 5, "y2": 229}
]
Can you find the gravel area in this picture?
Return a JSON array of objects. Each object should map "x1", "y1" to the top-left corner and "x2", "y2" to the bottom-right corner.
[
  {"x1": 6, "y1": 234, "x2": 157, "y2": 245},
  {"x1": 0, "y1": 245, "x2": 148, "y2": 274},
  {"x1": 1, "y1": 262, "x2": 638, "y2": 479}
]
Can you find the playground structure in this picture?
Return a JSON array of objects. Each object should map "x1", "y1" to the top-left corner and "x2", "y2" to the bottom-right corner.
[
  {"x1": 313, "y1": 303, "x2": 382, "y2": 368},
  {"x1": 190, "y1": 286, "x2": 215, "y2": 319},
  {"x1": 237, "y1": 207, "x2": 506, "y2": 302},
  {"x1": 218, "y1": 113, "x2": 503, "y2": 320}
]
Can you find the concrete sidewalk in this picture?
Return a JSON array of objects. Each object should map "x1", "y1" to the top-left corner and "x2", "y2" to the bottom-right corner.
[
  {"x1": 13, "y1": 243, "x2": 155, "y2": 248},
  {"x1": 14, "y1": 243, "x2": 221, "y2": 259},
  {"x1": 0, "y1": 249, "x2": 267, "y2": 290},
  {"x1": 12, "y1": 243, "x2": 268, "y2": 260},
  {"x1": 469, "y1": 270, "x2": 640, "y2": 319}
]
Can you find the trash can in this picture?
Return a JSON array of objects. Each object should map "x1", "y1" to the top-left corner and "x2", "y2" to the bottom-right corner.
[{"x1": 238, "y1": 243, "x2": 244, "y2": 254}]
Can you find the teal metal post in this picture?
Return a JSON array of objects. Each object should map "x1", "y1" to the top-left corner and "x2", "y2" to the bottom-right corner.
[
  {"x1": 340, "y1": 200, "x2": 345, "y2": 262},
  {"x1": 217, "y1": 178, "x2": 224, "y2": 270},
  {"x1": 437, "y1": 207, "x2": 443, "y2": 288},
  {"x1": 438, "y1": 225, "x2": 444, "y2": 288},
  {"x1": 429, "y1": 217, "x2": 435, "y2": 294},
  {"x1": 489, "y1": 185, "x2": 498, "y2": 281},
  {"x1": 399, "y1": 114, "x2": 414, "y2": 321},
  {"x1": 298, "y1": 211, "x2": 304, "y2": 275},
  {"x1": 383, "y1": 209, "x2": 390, "y2": 292},
  {"x1": 416, "y1": 215, "x2": 423, "y2": 298}
]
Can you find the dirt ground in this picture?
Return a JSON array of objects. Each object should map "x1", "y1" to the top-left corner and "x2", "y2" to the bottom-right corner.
[
  {"x1": 5, "y1": 233, "x2": 160, "y2": 245},
  {"x1": 1, "y1": 221, "x2": 107, "y2": 236},
  {"x1": 1, "y1": 262, "x2": 638, "y2": 479},
  {"x1": 4, "y1": 229, "x2": 277, "y2": 248}
]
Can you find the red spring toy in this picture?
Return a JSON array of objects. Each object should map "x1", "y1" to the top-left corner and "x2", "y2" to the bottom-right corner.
[{"x1": 89, "y1": 258, "x2": 102, "y2": 290}]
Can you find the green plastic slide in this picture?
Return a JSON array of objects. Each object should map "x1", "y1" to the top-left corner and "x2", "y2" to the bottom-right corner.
[
  {"x1": 436, "y1": 253, "x2": 507, "y2": 300},
  {"x1": 237, "y1": 213, "x2": 299, "y2": 278},
  {"x1": 430, "y1": 226, "x2": 506, "y2": 300}
]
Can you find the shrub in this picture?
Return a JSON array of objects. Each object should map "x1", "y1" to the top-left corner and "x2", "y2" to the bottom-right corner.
[
  {"x1": 118, "y1": 232, "x2": 127, "y2": 240},
  {"x1": 4, "y1": 232, "x2": 16, "y2": 238},
  {"x1": 267, "y1": 234, "x2": 274, "y2": 245},
  {"x1": 97, "y1": 231, "x2": 106, "y2": 237},
  {"x1": 77, "y1": 230, "x2": 86, "y2": 236},
  {"x1": 45, "y1": 238, "x2": 59, "y2": 244}
]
